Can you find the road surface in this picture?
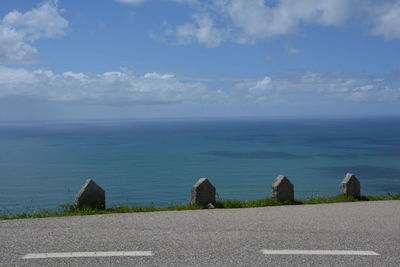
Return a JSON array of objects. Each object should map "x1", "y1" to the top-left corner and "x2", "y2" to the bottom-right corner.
[{"x1": 1, "y1": 201, "x2": 399, "y2": 266}]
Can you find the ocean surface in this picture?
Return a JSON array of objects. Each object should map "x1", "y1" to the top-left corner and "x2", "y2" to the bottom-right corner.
[{"x1": 1, "y1": 117, "x2": 400, "y2": 214}]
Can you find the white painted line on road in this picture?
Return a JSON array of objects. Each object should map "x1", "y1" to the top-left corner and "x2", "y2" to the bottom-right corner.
[
  {"x1": 261, "y1": 250, "x2": 380, "y2": 256},
  {"x1": 22, "y1": 251, "x2": 154, "y2": 259}
]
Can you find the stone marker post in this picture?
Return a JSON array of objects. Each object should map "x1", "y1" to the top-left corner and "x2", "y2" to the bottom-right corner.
[
  {"x1": 191, "y1": 178, "x2": 216, "y2": 205},
  {"x1": 272, "y1": 175, "x2": 294, "y2": 201},
  {"x1": 340, "y1": 173, "x2": 360, "y2": 198},
  {"x1": 76, "y1": 178, "x2": 105, "y2": 209}
]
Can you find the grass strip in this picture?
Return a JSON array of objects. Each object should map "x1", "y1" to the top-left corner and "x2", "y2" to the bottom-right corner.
[{"x1": 1, "y1": 193, "x2": 399, "y2": 220}]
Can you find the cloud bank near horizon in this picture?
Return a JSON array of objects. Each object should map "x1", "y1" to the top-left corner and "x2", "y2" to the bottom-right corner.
[
  {"x1": 0, "y1": 66, "x2": 228, "y2": 105},
  {"x1": 1, "y1": 65, "x2": 399, "y2": 106}
]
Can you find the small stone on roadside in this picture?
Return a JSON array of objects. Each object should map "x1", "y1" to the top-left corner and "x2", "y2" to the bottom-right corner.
[
  {"x1": 191, "y1": 178, "x2": 217, "y2": 205},
  {"x1": 272, "y1": 175, "x2": 294, "y2": 202},
  {"x1": 76, "y1": 178, "x2": 106, "y2": 209},
  {"x1": 340, "y1": 173, "x2": 360, "y2": 198}
]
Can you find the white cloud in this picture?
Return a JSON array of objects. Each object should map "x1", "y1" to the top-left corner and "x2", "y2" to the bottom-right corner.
[
  {"x1": 3, "y1": 1, "x2": 69, "y2": 40},
  {"x1": 173, "y1": 13, "x2": 226, "y2": 48},
  {"x1": 287, "y1": 48, "x2": 301, "y2": 55},
  {"x1": 0, "y1": 25, "x2": 38, "y2": 64},
  {"x1": 153, "y1": 0, "x2": 400, "y2": 47},
  {"x1": 155, "y1": 0, "x2": 356, "y2": 46},
  {"x1": 370, "y1": 1, "x2": 400, "y2": 40},
  {"x1": 115, "y1": 0, "x2": 147, "y2": 5},
  {"x1": 1, "y1": 65, "x2": 398, "y2": 106},
  {"x1": 144, "y1": 72, "x2": 175, "y2": 79},
  {"x1": 221, "y1": 0, "x2": 357, "y2": 40},
  {"x1": 247, "y1": 72, "x2": 400, "y2": 103},
  {"x1": 250, "y1": 76, "x2": 272, "y2": 91},
  {"x1": 0, "y1": 1, "x2": 68, "y2": 64},
  {"x1": 0, "y1": 66, "x2": 228, "y2": 105}
]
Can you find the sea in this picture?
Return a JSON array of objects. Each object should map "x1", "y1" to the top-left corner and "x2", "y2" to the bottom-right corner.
[{"x1": 1, "y1": 117, "x2": 399, "y2": 214}]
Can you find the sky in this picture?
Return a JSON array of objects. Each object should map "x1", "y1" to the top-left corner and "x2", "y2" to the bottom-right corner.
[{"x1": 0, "y1": 0, "x2": 400, "y2": 121}]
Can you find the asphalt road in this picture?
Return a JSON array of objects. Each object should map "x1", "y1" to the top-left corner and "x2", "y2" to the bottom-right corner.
[{"x1": 1, "y1": 201, "x2": 399, "y2": 266}]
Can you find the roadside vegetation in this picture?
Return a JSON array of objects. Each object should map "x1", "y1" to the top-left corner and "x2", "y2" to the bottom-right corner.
[{"x1": 1, "y1": 194, "x2": 399, "y2": 220}]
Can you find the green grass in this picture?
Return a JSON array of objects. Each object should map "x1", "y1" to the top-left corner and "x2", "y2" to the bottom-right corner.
[
  {"x1": 0, "y1": 203, "x2": 207, "y2": 220},
  {"x1": 1, "y1": 193, "x2": 399, "y2": 220}
]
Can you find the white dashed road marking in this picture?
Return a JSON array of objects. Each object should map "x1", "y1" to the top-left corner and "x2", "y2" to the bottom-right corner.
[
  {"x1": 261, "y1": 250, "x2": 380, "y2": 256},
  {"x1": 22, "y1": 251, "x2": 154, "y2": 259}
]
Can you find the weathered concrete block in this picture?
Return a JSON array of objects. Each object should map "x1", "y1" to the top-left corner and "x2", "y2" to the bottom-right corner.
[
  {"x1": 340, "y1": 173, "x2": 360, "y2": 198},
  {"x1": 191, "y1": 178, "x2": 216, "y2": 205},
  {"x1": 76, "y1": 178, "x2": 105, "y2": 209},
  {"x1": 272, "y1": 175, "x2": 294, "y2": 201}
]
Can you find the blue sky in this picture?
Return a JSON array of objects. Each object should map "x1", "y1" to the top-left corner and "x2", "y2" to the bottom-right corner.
[{"x1": 1, "y1": 0, "x2": 400, "y2": 121}]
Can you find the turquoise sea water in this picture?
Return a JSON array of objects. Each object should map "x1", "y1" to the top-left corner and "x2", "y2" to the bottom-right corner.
[{"x1": 1, "y1": 117, "x2": 400, "y2": 214}]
